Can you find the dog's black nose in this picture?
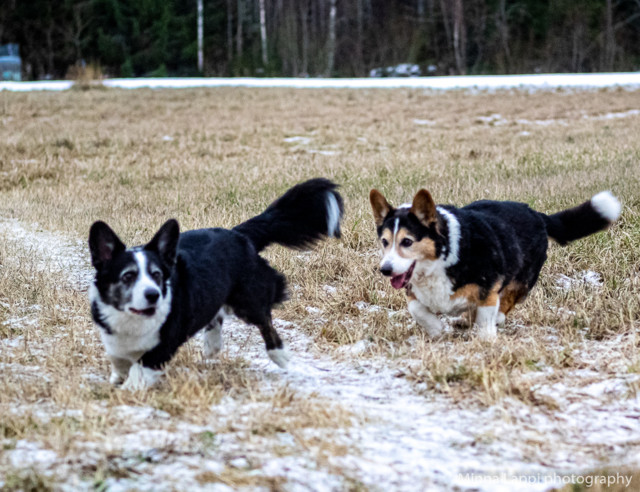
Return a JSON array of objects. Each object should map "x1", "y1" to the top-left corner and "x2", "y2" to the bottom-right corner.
[
  {"x1": 144, "y1": 288, "x2": 160, "y2": 304},
  {"x1": 380, "y1": 264, "x2": 393, "y2": 276}
]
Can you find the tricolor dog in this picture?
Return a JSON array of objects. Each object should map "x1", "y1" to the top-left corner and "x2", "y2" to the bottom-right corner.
[
  {"x1": 89, "y1": 178, "x2": 343, "y2": 390},
  {"x1": 370, "y1": 188, "x2": 621, "y2": 339}
]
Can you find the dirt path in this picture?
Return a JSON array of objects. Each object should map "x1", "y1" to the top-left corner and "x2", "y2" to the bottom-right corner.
[{"x1": 1, "y1": 219, "x2": 639, "y2": 491}]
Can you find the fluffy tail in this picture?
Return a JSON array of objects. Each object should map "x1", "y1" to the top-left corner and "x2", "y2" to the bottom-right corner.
[
  {"x1": 541, "y1": 191, "x2": 621, "y2": 245},
  {"x1": 233, "y1": 178, "x2": 344, "y2": 252}
]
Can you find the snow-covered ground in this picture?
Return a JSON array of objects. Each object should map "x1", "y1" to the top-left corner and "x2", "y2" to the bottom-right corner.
[
  {"x1": 2, "y1": 72, "x2": 640, "y2": 92},
  {"x1": 1, "y1": 218, "x2": 638, "y2": 491}
]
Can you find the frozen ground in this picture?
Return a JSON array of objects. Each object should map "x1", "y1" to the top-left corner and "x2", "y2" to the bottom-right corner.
[
  {"x1": 2, "y1": 72, "x2": 640, "y2": 92},
  {"x1": 1, "y1": 219, "x2": 639, "y2": 491}
]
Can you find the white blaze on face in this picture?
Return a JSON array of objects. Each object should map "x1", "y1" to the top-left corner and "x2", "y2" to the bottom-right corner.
[
  {"x1": 380, "y1": 218, "x2": 415, "y2": 276},
  {"x1": 129, "y1": 251, "x2": 161, "y2": 310}
]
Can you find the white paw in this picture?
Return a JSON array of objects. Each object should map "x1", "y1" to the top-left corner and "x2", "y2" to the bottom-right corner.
[
  {"x1": 121, "y1": 363, "x2": 162, "y2": 391},
  {"x1": 408, "y1": 300, "x2": 443, "y2": 338},
  {"x1": 476, "y1": 323, "x2": 497, "y2": 341},
  {"x1": 203, "y1": 326, "x2": 223, "y2": 358},
  {"x1": 496, "y1": 312, "x2": 506, "y2": 326},
  {"x1": 268, "y1": 348, "x2": 291, "y2": 368},
  {"x1": 109, "y1": 371, "x2": 125, "y2": 385}
]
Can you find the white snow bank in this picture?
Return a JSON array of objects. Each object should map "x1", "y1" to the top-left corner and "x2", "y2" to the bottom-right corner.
[{"x1": 2, "y1": 72, "x2": 640, "y2": 92}]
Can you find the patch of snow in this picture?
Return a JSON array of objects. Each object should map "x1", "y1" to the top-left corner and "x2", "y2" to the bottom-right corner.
[
  {"x1": 0, "y1": 218, "x2": 92, "y2": 290},
  {"x1": 3, "y1": 73, "x2": 640, "y2": 92},
  {"x1": 323, "y1": 285, "x2": 337, "y2": 295},
  {"x1": 591, "y1": 109, "x2": 640, "y2": 120},
  {"x1": 476, "y1": 114, "x2": 509, "y2": 125},
  {"x1": 555, "y1": 271, "x2": 603, "y2": 290},
  {"x1": 413, "y1": 119, "x2": 436, "y2": 126},
  {"x1": 6, "y1": 441, "x2": 58, "y2": 469},
  {"x1": 335, "y1": 339, "x2": 374, "y2": 356},
  {"x1": 307, "y1": 149, "x2": 339, "y2": 156},
  {"x1": 283, "y1": 136, "x2": 312, "y2": 144}
]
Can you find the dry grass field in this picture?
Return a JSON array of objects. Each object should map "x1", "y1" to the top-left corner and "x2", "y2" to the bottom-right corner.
[{"x1": 0, "y1": 85, "x2": 639, "y2": 491}]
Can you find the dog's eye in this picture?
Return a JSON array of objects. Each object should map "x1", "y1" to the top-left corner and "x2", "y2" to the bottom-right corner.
[
  {"x1": 381, "y1": 238, "x2": 389, "y2": 248},
  {"x1": 400, "y1": 238, "x2": 414, "y2": 248},
  {"x1": 151, "y1": 271, "x2": 163, "y2": 283},
  {"x1": 121, "y1": 271, "x2": 136, "y2": 283}
]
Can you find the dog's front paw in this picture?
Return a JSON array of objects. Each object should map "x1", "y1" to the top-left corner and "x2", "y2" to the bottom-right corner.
[
  {"x1": 110, "y1": 371, "x2": 125, "y2": 385},
  {"x1": 121, "y1": 363, "x2": 162, "y2": 391},
  {"x1": 268, "y1": 348, "x2": 291, "y2": 368},
  {"x1": 203, "y1": 326, "x2": 223, "y2": 358},
  {"x1": 474, "y1": 305, "x2": 498, "y2": 341},
  {"x1": 408, "y1": 300, "x2": 443, "y2": 338},
  {"x1": 475, "y1": 323, "x2": 497, "y2": 341}
]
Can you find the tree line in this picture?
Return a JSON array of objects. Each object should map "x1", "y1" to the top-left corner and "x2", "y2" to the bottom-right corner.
[{"x1": 1, "y1": 0, "x2": 639, "y2": 80}]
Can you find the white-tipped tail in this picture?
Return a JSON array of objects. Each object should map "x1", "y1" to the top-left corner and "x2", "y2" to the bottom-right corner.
[
  {"x1": 326, "y1": 192, "x2": 342, "y2": 237},
  {"x1": 591, "y1": 191, "x2": 621, "y2": 222}
]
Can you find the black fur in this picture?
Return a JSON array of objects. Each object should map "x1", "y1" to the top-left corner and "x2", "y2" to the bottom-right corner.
[
  {"x1": 234, "y1": 178, "x2": 344, "y2": 251},
  {"x1": 90, "y1": 178, "x2": 343, "y2": 372},
  {"x1": 443, "y1": 200, "x2": 550, "y2": 295}
]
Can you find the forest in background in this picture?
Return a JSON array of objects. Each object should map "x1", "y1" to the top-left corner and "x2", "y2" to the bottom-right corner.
[{"x1": 1, "y1": 0, "x2": 640, "y2": 80}]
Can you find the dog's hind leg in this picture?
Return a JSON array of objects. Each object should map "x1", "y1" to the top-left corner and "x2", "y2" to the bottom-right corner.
[
  {"x1": 263, "y1": 320, "x2": 290, "y2": 368},
  {"x1": 474, "y1": 286, "x2": 501, "y2": 340},
  {"x1": 203, "y1": 308, "x2": 226, "y2": 358},
  {"x1": 258, "y1": 317, "x2": 290, "y2": 368}
]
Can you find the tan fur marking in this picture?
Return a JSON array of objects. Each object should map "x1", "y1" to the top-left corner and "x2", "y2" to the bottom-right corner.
[
  {"x1": 452, "y1": 282, "x2": 501, "y2": 306},
  {"x1": 452, "y1": 283, "x2": 481, "y2": 303},
  {"x1": 395, "y1": 229, "x2": 437, "y2": 261},
  {"x1": 380, "y1": 228, "x2": 393, "y2": 249},
  {"x1": 499, "y1": 282, "x2": 529, "y2": 315},
  {"x1": 370, "y1": 189, "x2": 393, "y2": 227},
  {"x1": 410, "y1": 189, "x2": 437, "y2": 225},
  {"x1": 480, "y1": 289, "x2": 500, "y2": 308},
  {"x1": 414, "y1": 237, "x2": 437, "y2": 260}
]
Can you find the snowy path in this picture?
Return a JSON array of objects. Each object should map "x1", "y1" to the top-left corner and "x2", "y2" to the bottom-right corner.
[
  {"x1": 1, "y1": 219, "x2": 639, "y2": 491},
  {"x1": 2, "y1": 72, "x2": 640, "y2": 92}
]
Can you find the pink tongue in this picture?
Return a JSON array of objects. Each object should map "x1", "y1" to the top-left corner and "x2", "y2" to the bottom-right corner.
[{"x1": 390, "y1": 273, "x2": 407, "y2": 289}]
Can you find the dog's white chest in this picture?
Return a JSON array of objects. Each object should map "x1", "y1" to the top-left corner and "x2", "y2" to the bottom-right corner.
[
  {"x1": 100, "y1": 325, "x2": 160, "y2": 362},
  {"x1": 410, "y1": 263, "x2": 468, "y2": 315}
]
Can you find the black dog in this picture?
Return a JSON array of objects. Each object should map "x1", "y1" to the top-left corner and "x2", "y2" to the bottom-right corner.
[{"x1": 89, "y1": 178, "x2": 343, "y2": 389}]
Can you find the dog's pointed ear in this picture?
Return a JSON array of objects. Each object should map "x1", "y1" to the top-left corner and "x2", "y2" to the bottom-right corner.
[
  {"x1": 145, "y1": 219, "x2": 180, "y2": 268},
  {"x1": 89, "y1": 221, "x2": 126, "y2": 270},
  {"x1": 410, "y1": 189, "x2": 437, "y2": 225},
  {"x1": 370, "y1": 189, "x2": 393, "y2": 227}
]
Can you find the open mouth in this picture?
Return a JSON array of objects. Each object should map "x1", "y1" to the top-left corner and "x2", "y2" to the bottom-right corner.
[
  {"x1": 390, "y1": 261, "x2": 416, "y2": 289},
  {"x1": 129, "y1": 307, "x2": 157, "y2": 317}
]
